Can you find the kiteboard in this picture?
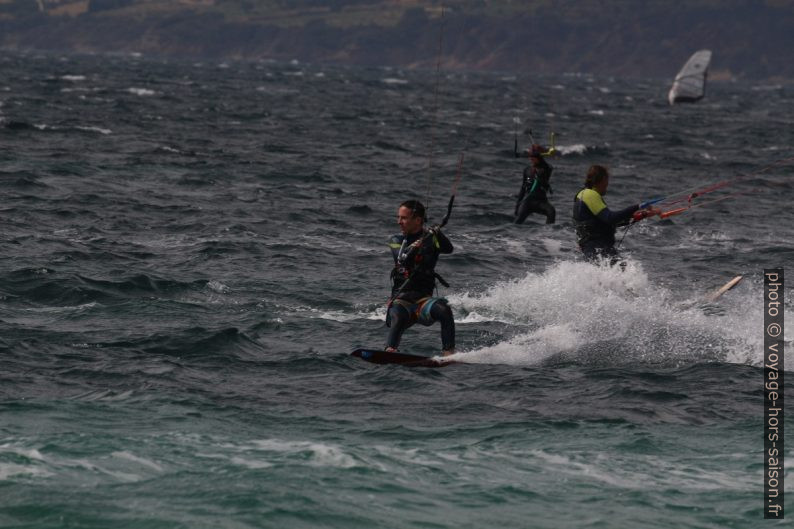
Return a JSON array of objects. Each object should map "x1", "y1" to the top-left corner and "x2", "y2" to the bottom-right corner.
[
  {"x1": 706, "y1": 275, "x2": 743, "y2": 301},
  {"x1": 351, "y1": 348, "x2": 456, "y2": 368}
]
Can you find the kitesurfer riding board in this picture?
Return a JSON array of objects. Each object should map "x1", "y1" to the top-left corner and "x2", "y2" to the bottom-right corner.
[{"x1": 384, "y1": 200, "x2": 455, "y2": 356}]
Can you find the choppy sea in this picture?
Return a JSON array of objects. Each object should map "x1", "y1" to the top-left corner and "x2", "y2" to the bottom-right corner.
[{"x1": 1, "y1": 51, "x2": 792, "y2": 528}]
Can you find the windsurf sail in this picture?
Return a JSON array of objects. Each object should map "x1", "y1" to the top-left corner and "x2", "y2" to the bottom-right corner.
[{"x1": 668, "y1": 50, "x2": 712, "y2": 105}]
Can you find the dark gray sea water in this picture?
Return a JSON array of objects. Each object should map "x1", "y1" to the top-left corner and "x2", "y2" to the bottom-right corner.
[{"x1": 1, "y1": 51, "x2": 792, "y2": 528}]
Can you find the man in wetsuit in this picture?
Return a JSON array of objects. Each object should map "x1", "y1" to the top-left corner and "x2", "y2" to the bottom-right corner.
[
  {"x1": 514, "y1": 144, "x2": 555, "y2": 224},
  {"x1": 386, "y1": 200, "x2": 455, "y2": 356},
  {"x1": 573, "y1": 164, "x2": 660, "y2": 262}
]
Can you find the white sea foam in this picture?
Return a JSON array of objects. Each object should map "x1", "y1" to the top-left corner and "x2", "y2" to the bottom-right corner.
[
  {"x1": 0, "y1": 444, "x2": 169, "y2": 483},
  {"x1": 78, "y1": 461, "x2": 141, "y2": 483},
  {"x1": 249, "y1": 439, "x2": 359, "y2": 468},
  {"x1": 531, "y1": 449, "x2": 756, "y2": 491},
  {"x1": 0, "y1": 445, "x2": 50, "y2": 479},
  {"x1": 111, "y1": 451, "x2": 163, "y2": 472},
  {"x1": 0, "y1": 445, "x2": 46, "y2": 460},
  {"x1": 228, "y1": 456, "x2": 273, "y2": 469},
  {"x1": 157, "y1": 145, "x2": 181, "y2": 153},
  {"x1": 446, "y1": 260, "x2": 774, "y2": 367},
  {"x1": 0, "y1": 444, "x2": 51, "y2": 479},
  {"x1": 127, "y1": 87, "x2": 156, "y2": 96},
  {"x1": 22, "y1": 302, "x2": 97, "y2": 314},
  {"x1": 539, "y1": 237, "x2": 563, "y2": 256},
  {"x1": 291, "y1": 304, "x2": 383, "y2": 322},
  {"x1": 556, "y1": 143, "x2": 588, "y2": 155},
  {"x1": 368, "y1": 445, "x2": 444, "y2": 469},
  {"x1": 197, "y1": 438, "x2": 362, "y2": 470},
  {"x1": 76, "y1": 125, "x2": 112, "y2": 134},
  {"x1": 206, "y1": 280, "x2": 231, "y2": 294},
  {"x1": 455, "y1": 311, "x2": 517, "y2": 324},
  {"x1": 0, "y1": 462, "x2": 52, "y2": 479}
]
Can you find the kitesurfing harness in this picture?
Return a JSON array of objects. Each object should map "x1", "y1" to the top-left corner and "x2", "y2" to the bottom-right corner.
[{"x1": 387, "y1": 193, "x2": 457, "y2": 308}]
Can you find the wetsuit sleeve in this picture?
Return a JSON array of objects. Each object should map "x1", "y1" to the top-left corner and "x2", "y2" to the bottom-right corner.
[
  {"x1": 433, "y1": 229, "x2": 453, "y2": 254},
  {"x1": 595, "y1": 203, "x2": 640, "y2": 226},
  {"x1": 580, "y1": 189, "x2": 639, "y2": 226}
]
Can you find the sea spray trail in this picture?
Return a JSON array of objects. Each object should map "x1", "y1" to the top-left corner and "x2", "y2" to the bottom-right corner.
[{"x1": 448, "y1": 260, "x2": 764, "y2": 367}]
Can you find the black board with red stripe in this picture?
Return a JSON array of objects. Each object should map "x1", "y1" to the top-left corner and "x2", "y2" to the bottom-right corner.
[{"x1": 351, "y1": 348, "x2": 456, "y2": 368}]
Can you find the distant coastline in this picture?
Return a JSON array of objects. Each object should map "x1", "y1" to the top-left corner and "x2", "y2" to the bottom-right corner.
[{"x1": 1, "y1": 0, "x2": 793, "y2": 81}]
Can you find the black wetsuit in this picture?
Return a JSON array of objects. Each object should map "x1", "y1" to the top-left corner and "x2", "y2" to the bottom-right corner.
[
  {"x1": 514, "y1": 158, "x2": 555, "y2": 224},
  {"x1": 386, "y1": 228, "x2": 455, "y2": 351},
  {"x1": 572, "y1": 188, "x2": 639, "y2": 262}
]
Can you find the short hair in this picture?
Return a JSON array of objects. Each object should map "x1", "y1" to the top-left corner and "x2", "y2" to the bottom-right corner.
[
  {"x1": 585, "y1": 165, "x2": 609, "y2": 189},
  {"x1": 399, "y1": 199, "x2": 425, "y2": 221}
]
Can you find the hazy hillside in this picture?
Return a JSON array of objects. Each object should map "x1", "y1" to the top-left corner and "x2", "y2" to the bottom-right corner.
[{"x1": 1, "y1": 0, "x2": 794, "y2": 80}]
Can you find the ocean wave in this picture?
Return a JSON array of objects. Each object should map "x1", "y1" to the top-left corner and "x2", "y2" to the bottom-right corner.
[
  {"x1": 0, "y1": 270, "x2": 209, "y2": 307},
  {"x1": 107, "y1": 326, "x2": 264, "y2": 360}
]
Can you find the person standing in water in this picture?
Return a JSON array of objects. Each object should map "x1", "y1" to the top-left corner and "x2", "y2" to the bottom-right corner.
[
  {"x1": 514, "y1": 144, "x2": 556, "y2": 224},
  {"x1": 572, "y1": 164, "x2": 660, "y2": 262}
]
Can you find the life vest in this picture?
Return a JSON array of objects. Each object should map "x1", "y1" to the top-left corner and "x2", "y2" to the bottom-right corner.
[
  {"x1": 388, "y1": 228, "x2": 450, "y2": 301},
  {"x1": 521, "y1": 160, "x2": 553, "y2": 200}
]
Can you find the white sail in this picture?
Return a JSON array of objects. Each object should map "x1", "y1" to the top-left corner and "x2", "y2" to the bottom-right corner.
[{"x1": 668, "y1": 50, "x2": 712, "y2": 105}]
